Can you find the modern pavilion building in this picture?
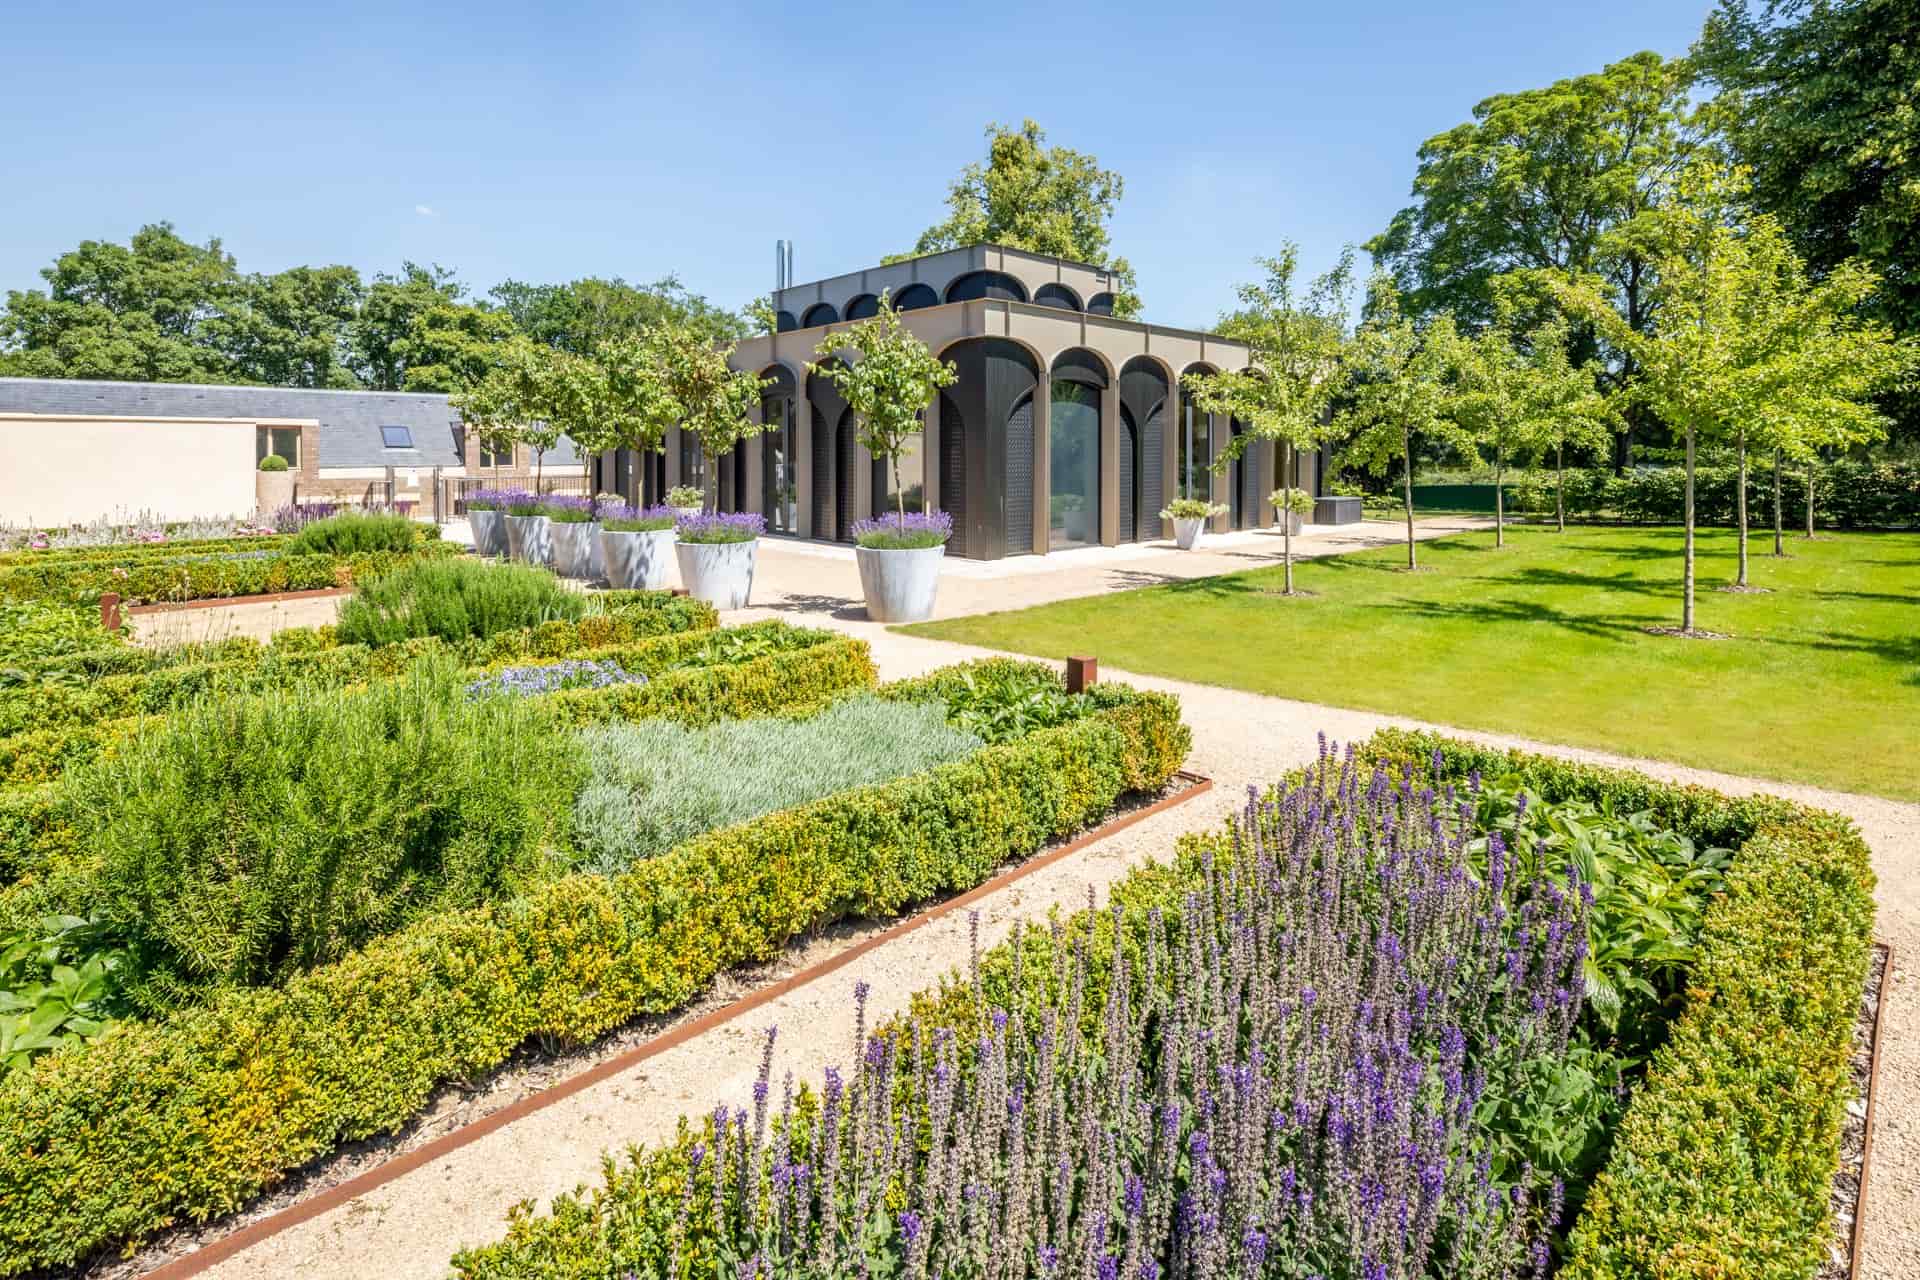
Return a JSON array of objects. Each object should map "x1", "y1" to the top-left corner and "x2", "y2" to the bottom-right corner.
[{"x1": 597, "y1": 244, "x2": 1319, "y2": 559}]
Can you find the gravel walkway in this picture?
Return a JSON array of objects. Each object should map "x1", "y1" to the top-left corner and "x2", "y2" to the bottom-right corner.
[{"x1": 156, "y1": 617, "x2": 1919, "y2": 1280}]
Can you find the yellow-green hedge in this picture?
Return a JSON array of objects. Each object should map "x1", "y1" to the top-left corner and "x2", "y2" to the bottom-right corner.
[
  {"x1": 0, "y1": 676, "x2": 1186, "y2": 1274},
  {"x1": 0, "y1": 539, "x2": 457, "y2": 606}
]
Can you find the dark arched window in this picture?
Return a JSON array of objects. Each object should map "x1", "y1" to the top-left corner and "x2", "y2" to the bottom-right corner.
[
  {"x1": 801, "y1": 302, "x2": 839, "y2": 328},
  {"x1": 760, "y1": 365, "x2": 798, "y2": 534},
  {"x1": 1118, "y1": 357, "x2": 1167, "y2": 543},
  {"x1": 1033, "y1": 283, "x2": 1081, "y2": 311},
  {"x1": 894, "y1": 283, "x2": 939, "y2": 311},
  {"x1": 775, "y1": 310, "x2": 798, "y2": 333},
  {"x1": 1086, "y1": 292, "x2": 1116, "y2": 316},
  {"x1": 845, "y1": 294, "x2": 880, "y2": 320},
  {"x1": 945, "y1": 271, "x2": 1029, "y2": 304},
  {"x1": 1050, "y1": 349, "x2": 1106, "y2": 551}
]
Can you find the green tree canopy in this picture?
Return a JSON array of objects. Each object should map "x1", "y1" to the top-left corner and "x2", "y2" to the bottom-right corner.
[
  {"x1": 207, "y1": 265, "x2": 365, "y2": 389},
  {"x1": 892, "y1": 120, "x2": 1143, "y2": 318},
  {"x1": 489, "y1": 275, "x2": 746, "y2": 354},
  {"x1": 390, "y1": 296, "x2": 518, "y2": 394},
  {"x1": 808, "y1": 294, "x2": 958, "y2": 520},
  {"x1": 349, "y1": 262, "x2": 465, "y2": 391},
  {"x1": 625, "y1": 324, "x2": 768, "y2": 511}
]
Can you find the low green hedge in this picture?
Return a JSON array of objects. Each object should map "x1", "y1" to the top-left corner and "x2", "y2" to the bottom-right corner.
[
  {"x1": 0, "y1": 672, "x2": 1186, "y2": 1273},
  {"x1": 0, "y1": 540, "x2": 459, "y2": 606},
  {"x1": 0, "y1": 534, "x2": 294, "y2": 568},
  {"x1": 0, "y1": 594, "x2": 718, "y2": 739},
  {"x1": 1363, "y1": 730, "x2": 1875, "y2": 1280}
]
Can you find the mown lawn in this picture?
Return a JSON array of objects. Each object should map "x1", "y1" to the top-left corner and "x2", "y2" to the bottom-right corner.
[{"x1": 904, "y1": 525, "x2": 1920, "y2": 800}]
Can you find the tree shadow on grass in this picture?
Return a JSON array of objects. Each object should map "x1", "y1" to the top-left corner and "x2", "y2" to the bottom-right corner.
[
  {"x1": 1503, "y1": 566, "x2": 1675, "y2": 600},
  {"x1": 1809, "y1": 588, "x2": 1920, "y2": 607},
  {"x1": 1751, "y1": 629, "x2": 1920, "y2": 685},
  {"x1": 1361, "y1": 595, "x2": 1656, "y2": 644}
]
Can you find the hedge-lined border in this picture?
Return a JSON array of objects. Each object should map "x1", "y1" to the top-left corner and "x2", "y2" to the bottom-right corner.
[
  {"x1": 0, "y1": 539, "x2": 459, "y2": 606},
  {"x1": 1359, "y1": 730, "x2": 1875, "y2": 1280},
  {"x1": 0, "y1": 534, "x2": 296, "y2": 568},
  {"x1": 0, "y1": 593, "x2": 718, "y2": 741},
  {"x1": 0, "y1": 669, "x2": 1187, "y2": 1274}
]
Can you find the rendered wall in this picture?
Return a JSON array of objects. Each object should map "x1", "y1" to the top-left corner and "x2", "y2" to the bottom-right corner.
[{"x1": 0, "y1": 414, "x2": 257, "y2": 526}]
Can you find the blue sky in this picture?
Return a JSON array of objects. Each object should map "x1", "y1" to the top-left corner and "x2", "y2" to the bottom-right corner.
[{"x1": 3, "y1": 1, "x2": 1711, "y2": 332}]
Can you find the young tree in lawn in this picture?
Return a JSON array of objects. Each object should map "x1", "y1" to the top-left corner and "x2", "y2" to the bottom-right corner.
[
  {"x1": 1554, "y1": 163, "x2": 1911, "y2": 632},
  {"x1": 1186, "y1": 246, "x2": 1354, "y2": 595},
  {"x1": 631, "y1": 322, "x2": 769, "y2": 513},
  {"x1": 1449, "y1": 314, "x2": 1550, "y2": 549},
  {"x1": 1517, "y1": 316, "x2": 1619, "y2": 533},
  {"x1": 806, "y1": 293, "x2": 957, "y2": 522},
  {"x1": 1335, "y1": 272, "x2": 1464, "y2": 569}
]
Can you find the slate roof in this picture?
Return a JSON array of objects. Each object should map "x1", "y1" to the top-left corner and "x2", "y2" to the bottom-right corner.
[{"x1": 0, "y1": 378, "x2": 581, "y2": 470}]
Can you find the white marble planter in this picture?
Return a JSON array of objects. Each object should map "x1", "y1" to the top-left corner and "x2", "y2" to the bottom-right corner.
[
  {"x1": 856, "y1": 544, "x2": 944, "y2": 623},
  {"x1": 675, "y1": 538, "x2": 757, "y2": 609},
  {"x1": 468, "y1": 508, "x2": 507, "y2": 557},
  {"x1": 600, "y1": 528, "x2": 675, "y2": 590},
  {"x1": 1276, "y1": 512, "x2": 1305, "y2": 535},
  {"x1": 549, "y1": 520, "x2": 604, "y2": 580},
  {"x1": 504, "y1": 514, "x2": 552, "y2": 567},
  {"x1": 1173, "y1": 516, "x2": 1206, "y2": 550}
]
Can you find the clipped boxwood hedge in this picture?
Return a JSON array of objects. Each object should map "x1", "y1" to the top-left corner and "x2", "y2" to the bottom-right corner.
[
  {"x1": 0, "y1": 533, "x2": 295, "y2": 568},
  {"x1": 0, "y1": 673, "x2": 1186, "y2": 1274},
  {"x1": 0, "y1": 593, "x2": 718, "y2": 740},
  {"x1": 0, "y1": 539, "x2": 458, "y2": 605},
  {"x1": 1362, "y1": 730, "x2": 1875, "y2": 1280}
]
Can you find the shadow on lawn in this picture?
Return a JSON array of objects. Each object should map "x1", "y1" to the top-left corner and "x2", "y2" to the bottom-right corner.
[
  {"x1": 1367, "y1": 595, "x2": 1656, "y2": 643},
  {"x1": 1756, "y1": 628, "x2": 1920, "y2": 684}
]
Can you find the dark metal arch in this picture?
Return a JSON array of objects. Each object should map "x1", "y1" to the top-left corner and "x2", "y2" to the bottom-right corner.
[
  {"x1": 775, "y1": 310, "x2": 798, "y2": 333},
  {"x1": 807, "y1": 360, "x2": 851, "y2": 539},
  {"x1": 894, "y1": 283, "x2": 939, "y2": 311},
  {"x1": 1051, "y1": 347, "x2": 1110, "y2": 388},
  {"x1": 844, "y1": 293, "x2": 880, "y2": 321},
  {"x1": 801, "y1": 302, "x2": 839, "y2": 328},
  {"x1": 945, "y1": 270, "x2": 1029, "y2": 304},
  {"x1": 1085, "y1": 291, "x2": 1117, "y2": 316},
  {"x1": 1033, "y1": 283, "x2": 1081, "y2": 312},
  {"x1": 939, "y1": 337, "x2": 1041, "y2": 558},
  {"x1": 1118, "y1": 357, "x2": 1168, "y2": 543},
  {"x1": 759, "y1": 364, "x2": 797, "y2": 395}
]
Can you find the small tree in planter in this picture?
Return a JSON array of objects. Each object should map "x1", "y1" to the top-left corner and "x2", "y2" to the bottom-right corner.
[
  {"x1": 1158, "y1": 497, "x2": 1228, "y2": 550},
  {"x1": 631, "y1": 322, "x2": 768, "y2": 514},
  {"x1": 1268, "y1": 486, "x2": 1316, "y2": 534},
  {"x1": 808, "y1": 294, "x2": 959, "y2": 621},
  {"x1": 674, "y1": 511, "x2": 765, "y2": 609}
]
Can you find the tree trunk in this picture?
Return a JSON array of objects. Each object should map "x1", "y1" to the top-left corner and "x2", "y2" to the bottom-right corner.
[
  {"x1": 1772, "y1": 450, "x2": 1784, "y2": 556},
  {"x1": 1804, "y1": 465, "x2": 1817, "y2": 538},
  {"x1": 706, "y1": 450, "x2": 720, "y2": 514},
  {"x1": 1682, "y1": 425, "x2": 1696, "y2": 634},
  {"x1": 1735, "y1": 429, "x2": 1749, "y2": 587},
  {"x1": 1555, "y1": 440, "x2": 1566, "y2": 533},
  {"x1": 1403, "y1": 428, "x2": 1417, "y2": 570},
  {"x1": 1493, "y1": 447, "x2": 1505, "y2": 548},
  {"x1": 1282, "y1": 439, "x2": 1295, "y2": 595},
  {"x1": 894, "y1": 454, "x2": 905, "y2": 523}
]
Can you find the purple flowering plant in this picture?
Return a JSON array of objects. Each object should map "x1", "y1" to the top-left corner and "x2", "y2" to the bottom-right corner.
[
  {"x1": 851, "y1": 509, "x2": 953, "y2": 551},
  {"x1": 471, "y1": 741, "x2": 1607, "y2": 1280},
  {"x1": 677, "y1": 511, "x2": 766, "y2": 545},
  {"x1": 540, "y1": 495, "x2": 597, "y2": 524},
  {"x1": 600, "y1": 504, "x2": 679, "y2": 533}
]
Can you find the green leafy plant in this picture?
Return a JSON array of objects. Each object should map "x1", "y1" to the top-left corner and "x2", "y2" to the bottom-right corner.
[
  {"x1": 667, "y1": 484, "x2": 705, "y2": 508},
  {"x1": 256, "y1": 454, "x2": 289, "y2": 473},
  {"x1": 1158, "y1": 498, "x2": 1226, "y2": 520},
  {"x1": 335, "y1": 558, "x2": 586, "y2": 646},
  {"x1": 0, "y1": 915, "x2": 129, "y2": 1074},
  {"x1": 887, "y1": 659, "x2": 1098, "y2": 744},
  {"x1": 284, "y1": 510, "x2": 418, "y2": 556},
  {"x1": 1269, "y1": 486, "x2": 1315, "y2": 516}
]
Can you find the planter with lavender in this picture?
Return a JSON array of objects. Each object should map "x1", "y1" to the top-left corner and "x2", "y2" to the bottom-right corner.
[
  {"x1": 1160, "y1": 498, "x2": 1227, "y2": 550},
  {"x1": 543, "y1": 496, "x2": 602, "y2": 580},
  {"x1": 852, "y1": 510, "x2": 951, "y2": 622},
  {"x1": 502, "y1": 494, "x2": 552, "y2": 567},
  {"x1": 464, "y1": 489, "x2": 511, "y2": 557},
  {"x1": 597, "y1": 504, "x2": 678, "y2": 590},
  {"x1": 673, "y1": 511, "x2": 763, "y2": 609},
  {"x1": 667, "y1": 485, "x2": 705, "y2": 523}
]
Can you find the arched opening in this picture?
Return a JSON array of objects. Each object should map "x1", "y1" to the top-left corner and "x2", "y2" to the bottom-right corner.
[
  {"x1": 945, "y1": 271, "x2": 1029, "y2": 304},
  {"x1": 835, "y1": 408, "x2": 859, "y2": 542},
  {"x1": 1085, "y1": 292, "x2": 1116, "y2": 316},
  {"x1": 894, "y1": 283, "x2": 938, "y2": 311},
  {"x1": 939, "y1": 389, "x2": 968, "y2": 557},
  {"x1": 939, "y1": 337, "x2": 1041, "y2": 558},
  {"x1": 806, "y1": 360, "x2": 850, "y2": 540},
  {"x1": 760, "y1": 365, "x2": 798, "y2": 534},
  {"x1": 1228, "y1": 418, "x2": 1263, "y2": 530},
  {"x1": 1050, "y1": 349, "x2": 1107, "y2": 551},
  {"x1": 845, "y1": 293, "x2": 880, "y2": 321},
  {"x1": 1177, "y1": 365, "x2": 1217, "y2": 503},
  {"x1": 1118, "y1": 357, "x2": 1168, "y2": 543},
  {"x1": 1033, "y1": 283, "x2": 1081, "y2": 312},
  {"x1": 775, "y1": 310, "x2": 798, "y2": 333},
  {"x1": 801, "y1": 302, "x2": 839, "y2": 328}
]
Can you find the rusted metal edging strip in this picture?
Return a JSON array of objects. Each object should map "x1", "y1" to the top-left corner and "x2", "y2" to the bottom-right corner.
[
  {"x1": 1850, "y1": 939, "x2": 1894, "y2": 1280},
  {"x1": 124, "y1": 586, "x2": 352, "y2": 616},
  {"x1": 143, "y1": 770, "x2": 1214, "y2": 1280}
]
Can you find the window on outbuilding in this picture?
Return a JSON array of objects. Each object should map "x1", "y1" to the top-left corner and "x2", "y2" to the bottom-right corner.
[
  {"x1": 381, "y1": 425, "x2": 415, "y2": 449},
  {"x1": 255, "y1": 425, "x2": 301, "y2": 469}
]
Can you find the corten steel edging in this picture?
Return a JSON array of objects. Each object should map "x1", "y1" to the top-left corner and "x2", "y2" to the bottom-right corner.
[
  {"x1": 1850, "y1": 939, "x2": 1894, "y2": 1280},
  {"x1": 139, "y1": 770, "x2": 1214, "y2": 1280},
  {"x1": 124, "y1": 586, "x2": 352, "y2": 615}
]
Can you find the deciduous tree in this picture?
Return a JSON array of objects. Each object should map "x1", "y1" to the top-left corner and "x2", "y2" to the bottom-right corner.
[{"x1": 626, "y1": 324, "x2": 768, "y2": 512}]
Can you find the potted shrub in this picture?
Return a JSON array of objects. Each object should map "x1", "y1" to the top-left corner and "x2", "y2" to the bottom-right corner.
[
  {"x1": 674, "y1": 511, "x2": 764, "y2": 608},
  {"x1": 806, "y1": 292, "x2": 959, "y2": 621},
  {"x1": 255, "y1": 453, "x2": 294, "y2": 518},
  {"x1": 667, "y1": 484, "x2": 706, "y2": 520},
  {"x1": 1270, "y1": 487, "x2": 1315, "y2": 535},
  {"x1": 852, "y1": 511, "x2": 953, "y2": 622},
  {"x1": 502, "y1": 490, "x2": 552, "y2": 566},
  {"x1": 543, "y1": 496, "x2": 602, "y2": 580},
  {"x1": 464, "y1": 489, "x2": 508, "y2": 557},
  {"x1": 1160, "y1": 498, "x2": 1227, "y2": 550},
  {"x1": 598, "y1": 503, "x2": 678, "y2": 589}
]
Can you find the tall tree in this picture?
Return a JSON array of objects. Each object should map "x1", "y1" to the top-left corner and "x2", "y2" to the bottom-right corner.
[
  {"x1": 350, "y1": 263, "x2": 465, "y2": 390},
  {"x1": 208, "y1": 265, "x2": 365, "y2": 389},
  {"x1": 894, "y1": 120, "x2": 1143, "y2": 317},
  {"x1": 1336, "y1": 274, "x2": 1465, "y2": 569},
  {"x1": 490, "y1": 275, "x2": 746, "y2": 353},
  {"x1": 392, "y1": 298, "x2": 518, "y2": 393},
  {"x1": 1186, "y1": 246, "x2": 1354, "y2": 595},
  {"x1": 0, "y1": 222, "x2": 240, "y2": 382},
  {"x1": 1368, "y1": 52, "x2": 1695, "y2": 467},
  {"x1": 1555, "y1": 163, "x2": 1912, "y2": 633}
]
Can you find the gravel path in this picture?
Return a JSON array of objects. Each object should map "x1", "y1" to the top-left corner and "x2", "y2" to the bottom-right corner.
[{"x1": 158, "y1": 618, "x2": 1919, "y2": 1280}]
